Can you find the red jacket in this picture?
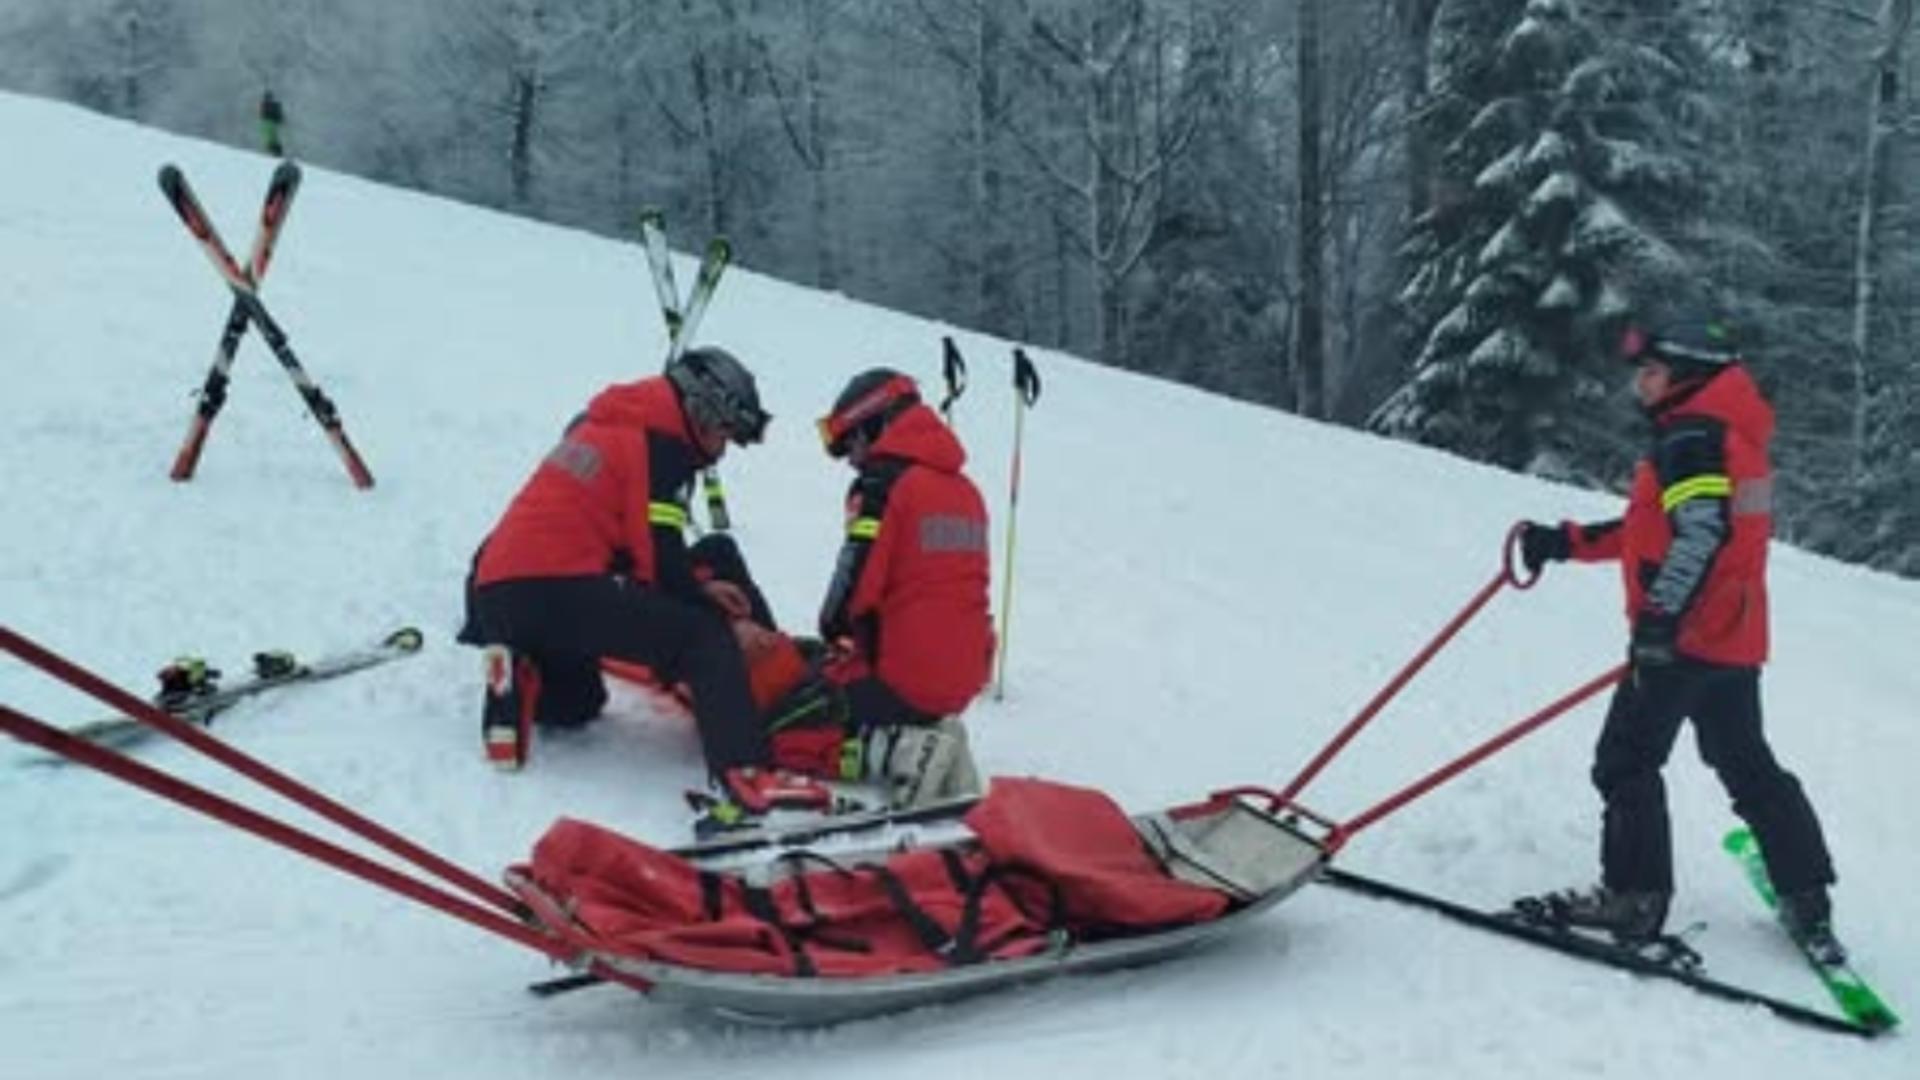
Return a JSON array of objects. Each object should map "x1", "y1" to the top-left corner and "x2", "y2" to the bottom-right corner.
[
  {"x1": 475, "y1": 378, "x2": 704, "y2": 588},
  {"x1": 1568, "y1": 366, "x2": 1774, "y2": 665},
  {"x1": 824, "y1": 404, "x2": 993, "y2": 715}
]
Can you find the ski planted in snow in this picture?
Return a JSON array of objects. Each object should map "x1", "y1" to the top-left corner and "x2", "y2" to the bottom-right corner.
[
  {"x1": 171, "y1": 160, "x2": 303, "y2": 481},
  {"x1": 31, "y1": 627, "x2": 424, "y2": 762},
  {"x1": 1723, "y1": 827, "x2": 1899, "y2": 1032},
  {"x1": 636, "y1": 209, "x2": 733, "y2": 530},
  {"x1": 1320, "y1": 868, "x2": 1885, "y2": 1038},
  {"x1": 158, "y1": 163, "x2": 375, "y2": 488}
]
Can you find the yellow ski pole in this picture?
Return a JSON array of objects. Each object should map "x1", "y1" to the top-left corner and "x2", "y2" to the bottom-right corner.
[{"x1": 994, "y1": 348, "x2": 1041, "y2": 700}]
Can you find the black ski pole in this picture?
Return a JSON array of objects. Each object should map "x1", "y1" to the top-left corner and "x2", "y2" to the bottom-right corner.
[{"x1": 939, "y1": 336, "x2": 969, "y2": 425}]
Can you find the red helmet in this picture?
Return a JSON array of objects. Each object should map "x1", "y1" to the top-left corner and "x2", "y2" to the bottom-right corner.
[{"x1": 817, "y1": 368, "x2": 920, "y2": 458}]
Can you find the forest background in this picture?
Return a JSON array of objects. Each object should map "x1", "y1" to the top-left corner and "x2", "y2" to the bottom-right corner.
[{"x1": 4, "y1": 0, "x2": 1915, "y2": 573}]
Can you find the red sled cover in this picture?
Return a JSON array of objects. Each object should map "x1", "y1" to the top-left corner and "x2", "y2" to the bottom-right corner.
[{"x1": 511, "y1": 778, "x2": 1233, "y2": 978}]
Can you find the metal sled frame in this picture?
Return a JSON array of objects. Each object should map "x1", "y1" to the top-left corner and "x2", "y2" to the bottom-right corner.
[{"x1": 506, "y1": 792, "x2": 1328, "y2": 1025}]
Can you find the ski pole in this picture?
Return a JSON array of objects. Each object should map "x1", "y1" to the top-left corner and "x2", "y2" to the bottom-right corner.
[
  {"x1": 993, "y1": 348, "x2": 1041, "y2": 700},
  {"x1": 939, "y1": 336, "x2": 968, "y2": 424}
]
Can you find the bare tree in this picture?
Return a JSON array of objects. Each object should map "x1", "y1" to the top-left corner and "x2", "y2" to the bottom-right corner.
[
  {"x1": 1010, "y1": 0, "x2": 1208, "y2": 366},
  {"x1": 1295, "y1": 0, "x2": 1328, "y2": 417},
  {"x1": 1848, "y1": 0, "x2": 1915, "y2": 477}
]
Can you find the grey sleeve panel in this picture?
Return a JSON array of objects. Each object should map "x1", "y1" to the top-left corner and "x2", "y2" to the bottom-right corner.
[{"x1": 1646, "y1": 496, "x2": 1727, "y2": 617}]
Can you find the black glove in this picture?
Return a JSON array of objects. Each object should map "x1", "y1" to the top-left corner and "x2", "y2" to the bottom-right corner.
[
  {"x1": 1629, "y1": 611, "x2": 1679, "y2": 681},
  {"x1": 1519, "y1": 521, "x2": 1572, "y2": 574}
]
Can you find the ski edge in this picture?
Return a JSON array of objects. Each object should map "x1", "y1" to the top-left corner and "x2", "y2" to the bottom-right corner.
[{"x1": 1320, "y1": 868, "x2": 1885, "y2": 1039}]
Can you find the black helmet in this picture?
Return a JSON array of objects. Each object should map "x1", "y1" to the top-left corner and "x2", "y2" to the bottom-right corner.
[
  {"x1": 818, "y1": 368, "x2": 920, "y2": 458},
  {"x1": 1617, "y1": 302, "x2": 1741, "y2": 376},
  {"x1": 666, "y1": 346, "x2": 769, "y2": 445}
]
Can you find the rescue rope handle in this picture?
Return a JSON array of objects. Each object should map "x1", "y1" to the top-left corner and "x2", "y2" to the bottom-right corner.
[
  {"x1": 0, "y1": 703, "x2": 569, "y2": 962},
  {"x1": 1249, "y1": 524, "x2": 1625, "y2": 854},
  {"x1": 0, "y1": 625, "x2": 608, "y2": 974}
]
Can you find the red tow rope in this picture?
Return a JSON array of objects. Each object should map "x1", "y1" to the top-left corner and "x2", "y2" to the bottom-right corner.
[
  {"x1": 0, "y1": 702, "x2": 568, "y2": 961},
  {"x1": 0, "y1": 623, "x2": 572, "y2": 961},
  {"x1": 1250, "y1": 525, "x2": 1626, "y2": 853}
]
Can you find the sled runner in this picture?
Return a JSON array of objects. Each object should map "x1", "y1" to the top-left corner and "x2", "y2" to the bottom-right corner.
[{"x1": 504, "y1": 777, "x2": 1328, "y2": 1024}]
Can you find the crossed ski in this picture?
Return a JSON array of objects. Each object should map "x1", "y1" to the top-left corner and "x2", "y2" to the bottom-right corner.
[
  {"x1": 638, "y1": 209, "x2": 732, "y2": 530},
  {"x1": 159, "y1": 162, "x2": 374, "y2": 488}
]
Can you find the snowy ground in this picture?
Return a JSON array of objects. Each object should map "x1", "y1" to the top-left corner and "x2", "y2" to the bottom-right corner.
[{"x1": 1, "y1": 92, "x2": 1913, "y2": 1079}]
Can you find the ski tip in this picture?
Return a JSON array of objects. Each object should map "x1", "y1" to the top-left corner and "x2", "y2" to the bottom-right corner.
[
  {"x1": 157, "y1": 163, "x2": 185, "y2": 193},
  {"x1": 271, "y1": 160, "x2": 304, "y2": 193},
  {"x1": 384, "y1": 627, "x2": 426, "y2": 652},
  {"x1": 1721, "y1": 826, "x2": 1755, "y2": 854}
]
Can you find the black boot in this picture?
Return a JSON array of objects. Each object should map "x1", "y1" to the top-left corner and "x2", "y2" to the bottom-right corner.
[
  {"x1": 1778, "y1": 888, "x2": 1847, "y2": 965},
  {"x1": 1533, "y1": 884, "x2": 1671, "y2": 944}
]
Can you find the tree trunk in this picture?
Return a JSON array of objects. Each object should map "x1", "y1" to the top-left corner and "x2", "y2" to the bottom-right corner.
[
  {"x1": 973, "y1": 1, "x2": 1014, "y2": 329},
  {"x1": 1397, "y1": 0, "x2": 1442, "y2": 224},
  {"x1": 1849, "y1": 0, "x2": 1914, "y2": 478},
  {"x1": 1295, "y1": 0, "x2": 1328, "y2": 418},
  {"x1": 510, "y1": 66, "x2": 536, "y2": 209}
]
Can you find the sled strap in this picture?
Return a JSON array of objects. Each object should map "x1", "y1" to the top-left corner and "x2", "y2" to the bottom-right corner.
[
  {"x1": 0, "y1": 704, "x2": 569, "y2": 962},
  {"x1": 774, "y1": 853, "x2": 875, "y2": 955},
  {"x1": 0, "y1": 624, "x2": 524, "y2": 916},
  {"x1": 733, "y1": 881, "x2": 818, "y2": 977}
]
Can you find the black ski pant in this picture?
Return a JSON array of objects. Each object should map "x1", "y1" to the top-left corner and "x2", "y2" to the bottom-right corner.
[
  {"x1": 466, "y1": 575, "x2": 768, "y2": 776},
  {"x1": 1592, "y1": 660, "x2": 1834, "y2": 897}
]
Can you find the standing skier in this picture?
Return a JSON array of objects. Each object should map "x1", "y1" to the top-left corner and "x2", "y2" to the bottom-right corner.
[
  {"x1": 1518, "y1": 307, "x2": 1842, "y2": 962},
  {"x1": 460, "y1": 347, "x2": 816, "y2": 810},
  {"x1": 762, "y1": 368, "x2": 993, "y2": 808}
]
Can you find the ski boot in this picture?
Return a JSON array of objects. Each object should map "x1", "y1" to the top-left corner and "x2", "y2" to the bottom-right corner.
[
  {"x1": 689, "y1": 766, "x2": 844, "y2": 838},
  {"x1": 1778, "y1": 888, "x2": 1848, "y2": 966},
  {"x1": 481, "y1": 645, "x2": 538, "y2": 771},
  {"x1": 858, "y1": 718, "x2": 981, "y2": 809},
  {"x1": 1513, "y1": 884, "x2": 1685, "y2": 961}
]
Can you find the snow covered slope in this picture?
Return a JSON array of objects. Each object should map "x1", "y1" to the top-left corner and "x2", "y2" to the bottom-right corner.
[{"x1": 2, "y1": 91, "x2": 1914, "y2": 1079}]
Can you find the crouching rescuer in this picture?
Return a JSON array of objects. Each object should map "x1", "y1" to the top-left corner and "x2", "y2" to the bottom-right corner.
[
  {"x1": 742, "y1": 368, "x2": 995, "y2": 819},
  {"x1": 460, "y1": 346, "x2": 788, "y2": 810}
]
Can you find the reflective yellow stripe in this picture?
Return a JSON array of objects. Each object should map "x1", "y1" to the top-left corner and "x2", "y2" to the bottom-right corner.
[
  {"x1": 848, "y1": 516, "x2": 881, "y2": 540},
  {"x1": 648, "y1": 501, "x2": 689, "y2": 528},
  {"x1": 1661, "y1": 474, "x2": 1731, "y2": 511}
]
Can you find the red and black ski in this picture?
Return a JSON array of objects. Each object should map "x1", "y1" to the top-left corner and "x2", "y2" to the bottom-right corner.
[
  {"x1": 169, "y1": 160, "x2": 301, "y2": 481},
  {"x1": 158, "y1": 163, "x2": 375, "y2": 488}
]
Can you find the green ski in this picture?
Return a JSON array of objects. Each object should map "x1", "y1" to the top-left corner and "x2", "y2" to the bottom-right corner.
[{"x1": 1723, "y1": 826, "x2": 1899, "y2": 1032}]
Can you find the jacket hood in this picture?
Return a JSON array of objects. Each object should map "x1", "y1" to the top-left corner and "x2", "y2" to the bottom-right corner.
[
  {"x1": 867, "y1": 402, "x2": 966, "y2": 473},
  {"x1": 584, "y1": 377, "x2": 696, "y2": 441},
  {"x1": 1659, "y1": 364, "x2": 1774, "y2": 448}
]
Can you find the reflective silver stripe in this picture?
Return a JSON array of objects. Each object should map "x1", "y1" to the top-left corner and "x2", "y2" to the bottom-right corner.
[
  {"x1": 920, "y1": 515, "x2": 987, "y2": 553},
  {"x1": 544, "y1": 439, "x2": 601, "y2": 481},
  {"x1": 1731, "y1": 475, "x2": 1773, "y2": 516},
  {"x1": 1647, "y1": 498, "x2": 1727, "y2": 616}
]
